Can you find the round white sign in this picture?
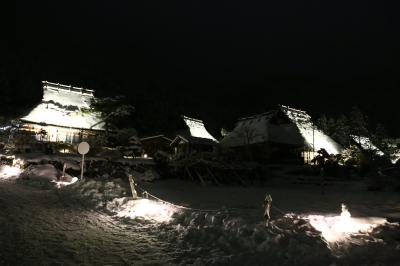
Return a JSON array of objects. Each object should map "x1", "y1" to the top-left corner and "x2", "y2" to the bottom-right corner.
[{"x1": 78, "y1": 142, "x2": 90, "y2": 155}]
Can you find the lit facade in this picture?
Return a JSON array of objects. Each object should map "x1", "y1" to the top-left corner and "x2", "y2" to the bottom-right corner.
[{"x1": 19, "y1": 81, "x2": 105, "y2": 144}]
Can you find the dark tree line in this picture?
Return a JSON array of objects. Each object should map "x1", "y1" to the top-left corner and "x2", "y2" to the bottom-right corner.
[
  {"x1": 315, "y1": 107, "x2": 395, "y2": 156},
  {"x1": 0, "y1": 54, "x2": 42, "y2": 118}
]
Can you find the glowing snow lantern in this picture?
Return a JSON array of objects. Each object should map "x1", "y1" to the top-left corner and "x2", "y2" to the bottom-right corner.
[
  {"x1": 116, "y1": 198, "x2": 178, "y2": 223},
  {"x1": 307, "y1": 204, "x2": 386, "y2": 243}
]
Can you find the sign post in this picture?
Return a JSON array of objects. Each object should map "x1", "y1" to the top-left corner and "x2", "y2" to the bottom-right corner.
[{"x1": 78, "y1": 142, "x2": 90, "y2": 180}]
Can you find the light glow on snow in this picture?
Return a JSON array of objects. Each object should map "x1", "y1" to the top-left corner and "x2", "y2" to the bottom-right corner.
[
  {"x1": 116, "y1": 198, "x2": 178, "y2": 223},
  {"x1": 0, "y1": 165, "x2": 22, "y2": 179},
  {"x1": 282, "y1": 106, "x2": 342, "y2": 154},
  {"x1": 52, "y1": 177, "x2": 79, "y2": 189},
  {"x1": 307, "y1": 204, "x2": 386, "y2": 242},
  {"x1": 0, "y1": 126, "x2": 11, "y2": 131}
]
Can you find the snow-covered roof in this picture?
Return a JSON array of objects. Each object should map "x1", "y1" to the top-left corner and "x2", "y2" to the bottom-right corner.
[
  {"x1": 221, "y1": 105, "x2": 343, "y2": 154},
  {"x1": 351, "y1": 135, "x2": 384, "y2": 156},
  {"x1": 222, "y1": 111, "x2": 304, "y2": 147},
  {"x1": 182, "y1": 116, "x2": 218, "y2": 143},
  {"x1": 280, "y1": 105, "x2": 342, "y2": 154},
  {"x1": 140, "y1": 135, "x2": 172, "y2": 142},
  {"x1": 20, "y1": 81, "x2": 105, "y2": 130},
  {"x1": 170, "y1": 133, "x2": 217, "y2": 147}
]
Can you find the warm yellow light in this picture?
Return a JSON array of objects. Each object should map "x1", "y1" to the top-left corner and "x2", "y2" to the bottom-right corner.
[
  {"x1": 307, "y1": 204, "x2": 386, "y2": 242},
  {"x1": 116, "y1": 198, "x2": 178, "y2": 223},
  {"x1": 0, "y1": 165, "x2": 22, "y2": 179}
]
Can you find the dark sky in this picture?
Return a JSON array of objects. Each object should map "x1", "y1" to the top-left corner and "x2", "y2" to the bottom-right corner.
[{"x1": 11, "y1": 0, "x2": 400, "y2": 136}]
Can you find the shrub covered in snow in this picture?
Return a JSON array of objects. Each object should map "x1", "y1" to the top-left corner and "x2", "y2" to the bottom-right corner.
[
  {"x1": 59, "y1": 178, "x2": 130, "y2": 209},
  {"x1": 17, "y1": 164, "x2": 75, "y2": 189},
  {"x1": 158, "y1": 212, "x2": 333, "y2": 265}
]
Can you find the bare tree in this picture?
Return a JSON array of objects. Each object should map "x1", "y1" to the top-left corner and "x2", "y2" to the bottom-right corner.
[{"x1": 234, "y1": 125, "x2": 262, "y2": 160}]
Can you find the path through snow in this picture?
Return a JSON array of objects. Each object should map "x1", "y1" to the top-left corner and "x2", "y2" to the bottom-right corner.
[{"x1": 0, "y1": 180, "x2": 173, "y2": 266}]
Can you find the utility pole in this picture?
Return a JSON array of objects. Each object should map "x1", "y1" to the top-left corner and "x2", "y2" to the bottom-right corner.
[{"x1": 312, "y1": 123, "x2": 315, "y2": 165}]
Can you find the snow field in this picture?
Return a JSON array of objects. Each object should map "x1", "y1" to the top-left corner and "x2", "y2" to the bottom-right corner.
[{"x1": 1, "y1": 163, "x2": 399, "y2": 265}]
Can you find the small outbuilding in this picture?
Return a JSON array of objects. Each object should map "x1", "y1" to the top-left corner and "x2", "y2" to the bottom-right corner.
[
  {"x1": 170, "y1": 116, "x2": 219, "y2": 157},
  {"x1": 140, "y1": 135, "x2": 172, "y2": 158}
]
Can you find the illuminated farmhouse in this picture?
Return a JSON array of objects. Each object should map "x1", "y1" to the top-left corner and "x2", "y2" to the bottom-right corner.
[
  {"x1": 170, "y1": 115, "x2": 219, "y2": 156},
  {"x1": 221, "y1": 105, "x2": 343, "y2": 163},
  {"x1": 20, "y1": 81, "x2": 105, "y2": 144}
]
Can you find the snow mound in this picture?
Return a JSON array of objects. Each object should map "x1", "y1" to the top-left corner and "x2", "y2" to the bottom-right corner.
[
  {"x1": 158, "y1": 212, "x2": 332, "y2": 265},
  {"x1": 112, "y1": 198, "x2": 180, "y2": 223},
  {"x1": 52, "y1": 177, "x2": 79, "y2": 188},
  {"x1": 303, "y1": 205, "x2": 399, "y2": 262},
  {"x1": 0, "y1": 165, "x2": 22, "y2": 180},
  {"x1": 54, "y1": 179, "x2": 399, "y2": 265},
  {"x1": 17, "y1": 164, "x2": 76, "y2": 188},
  {"x1": 59, "y1": 179, "x2": 179, "y2": 222},
  {"x1": 131, "y1": 169, "x2": 160, "y2": 182},
  {"x1": 20, "y1": 164, "x2": 59, "y2": 182},
  {"x1": 307, "y1": 214, "x2": 386, "y2": 243},
  {"x1": 60, "y1": 179, "x2": 129, "y2": 209}
]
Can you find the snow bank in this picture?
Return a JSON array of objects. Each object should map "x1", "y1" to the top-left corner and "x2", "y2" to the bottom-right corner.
[
  {"x1": 131, "y1": 169, "x2": 160, "y2": 182},
  {"x1": 60, "y1": 178, "x2": 130, "y2": 209},
  {"x1": 0, "y1": 165, "x2": 22, "y2": 180},
  {"x1": 113, "y1": 198, "x2": 179, "y2": 223},
  {"x1": 158, "y1": 212, "x2": 332, "y2": 265},
  {"x1": 53, "y1": 177, "x2": 400, "y2": 265},
  {"x1": 154, "y1": 209, "x2": 398, "y2": 265},
  {"x1": 58, "y1": 178, "x2": 178, "y2": 223},
  {"x1": 307, "y1": 215, "x2": 387, "y2": 243},
  {"x1": 18, "y1": 164, "x2": 76, "y2": 188},
  {"x1": 304, "y1": 205, "x2": 399, "y2": 263}
]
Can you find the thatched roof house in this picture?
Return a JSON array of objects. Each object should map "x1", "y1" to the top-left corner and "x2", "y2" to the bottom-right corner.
[
  {"x1": 20, "y1": 81, "x2": 104, "y2": 143},
  {"x1": 170, "y1": 116, "x2": 219, "y2": 156},
  {"x1": 221, "y1": 105, "x2": 343, "y2": 163}
]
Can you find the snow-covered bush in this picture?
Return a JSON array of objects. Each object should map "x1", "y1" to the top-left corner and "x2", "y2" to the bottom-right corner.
[
  {"x1": 118, "y1": 135, "x2": 143, "y2": 158},
  {"x1": 17, "y1": 164, "x2": 74, "y2": 189},
  {"x1": 159, "y1": 212, "x2": 333, "y2": 266},
  {"x1": 59, "y1": 178, "x2": 130, "y2": 209}
]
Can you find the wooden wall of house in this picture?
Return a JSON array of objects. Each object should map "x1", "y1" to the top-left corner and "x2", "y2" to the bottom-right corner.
[
  {"x1": 20, "y1": 123, "x2": 98, "y2": 144},
  {"x1": 227, "y1": 142, "x2": 303, "y2": 164},
  {"x1": 172, "y1": 141, "x2": 215, "y2": 157}
]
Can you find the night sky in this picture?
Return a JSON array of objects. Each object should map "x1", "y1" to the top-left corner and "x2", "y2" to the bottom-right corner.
[{"x1": 10, "y1": 1, "x2": 400, "y2": 136}]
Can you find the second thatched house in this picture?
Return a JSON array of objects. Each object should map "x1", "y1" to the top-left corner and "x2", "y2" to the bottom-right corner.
[
  {"x1": 221, "y1": 105, "x2": 343, "y2": 163},
  {"x1": 170, "y1": 115, "x2": 219, "y2": 157}
]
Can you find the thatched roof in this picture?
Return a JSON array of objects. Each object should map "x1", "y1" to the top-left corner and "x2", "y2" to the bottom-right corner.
[
  {"x1": 20, "y1": 81, "x2": 105, "y2": 131},
  {"x1": 221, "y1": 105, "x2": 343, "y2": 154},
  {"x1": 181, "y1": 115, "x2": 218, "y2": 143}
]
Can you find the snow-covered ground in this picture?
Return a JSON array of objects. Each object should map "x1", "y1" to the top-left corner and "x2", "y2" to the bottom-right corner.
[{"x1": 0, "y1": 165, "x2": 399, "y2": 265}]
